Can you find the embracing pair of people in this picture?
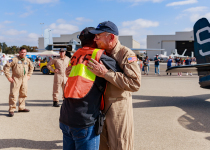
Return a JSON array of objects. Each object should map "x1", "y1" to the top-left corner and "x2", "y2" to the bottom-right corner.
[{"x1": 59, "y1": 21, "x2": 141, "y2": 150}]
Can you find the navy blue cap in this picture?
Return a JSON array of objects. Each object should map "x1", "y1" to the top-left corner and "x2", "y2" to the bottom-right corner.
[{"x1": 89, "y1": 21, "x2": 119, "y2": 35}]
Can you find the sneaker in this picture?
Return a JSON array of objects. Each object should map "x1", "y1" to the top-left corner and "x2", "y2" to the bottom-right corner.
[
  {"x1": 155, "y1": 73, "x2": 156, "y2": 75},
  {"x1": 186, "y1": 73, "x2": 188, "y2": 76},
  {"x1": 53, "y1": 101, "x2": 60, "y2": 107},
  {"x1": 190, "y1": 73, "x2": 192, "y2": 76}
]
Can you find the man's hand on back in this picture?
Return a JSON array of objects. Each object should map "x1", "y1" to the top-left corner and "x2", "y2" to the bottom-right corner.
[{"x1": 87, "y1": 58, "x2": 108, "y2": 78}]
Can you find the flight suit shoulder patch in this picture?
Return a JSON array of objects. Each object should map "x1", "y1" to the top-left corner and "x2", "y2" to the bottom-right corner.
[
  {"x1": 127, "y1": 56, "x2": 137, "y2": 63},
  {"x1": 9, "y1": 59, "x2": 13, "y2": 63}
]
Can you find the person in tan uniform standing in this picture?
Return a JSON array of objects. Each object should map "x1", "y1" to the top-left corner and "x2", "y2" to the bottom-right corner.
[
  {"x1": 47, "y1": 48, "x2": 70, "y2": 107},
  {"x1": 4, "y1": 48, "x2": 34, "y2": 117},
  {"x1": 87, "y1": 21, "x2": 141, "y2": 150}
]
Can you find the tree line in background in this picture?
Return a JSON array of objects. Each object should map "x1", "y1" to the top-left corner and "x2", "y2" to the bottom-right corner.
[{"x1": 0, "y1": 42, "x2": 38, "y2": 54}]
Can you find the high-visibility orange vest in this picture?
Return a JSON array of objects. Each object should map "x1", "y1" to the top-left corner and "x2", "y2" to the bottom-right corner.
[{"x1": 64, "y1": 47, "x2": 104, "y2": 99}]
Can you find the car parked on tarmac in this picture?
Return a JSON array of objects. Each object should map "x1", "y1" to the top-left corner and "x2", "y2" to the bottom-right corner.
[{"x1": 40, "y1": 58, "x2": 55, "y2": 75}]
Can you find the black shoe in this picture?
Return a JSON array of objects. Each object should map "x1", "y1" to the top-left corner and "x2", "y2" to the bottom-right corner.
[
  {"x1": 9, "y1": 112, "x2": 14, "y2": 117},
  {"x1": 18, "y1": 109, "x2": 30, "y2": 112},
  {"x1": 53, "y1": 101, "x2": 60, "y2": 107}
]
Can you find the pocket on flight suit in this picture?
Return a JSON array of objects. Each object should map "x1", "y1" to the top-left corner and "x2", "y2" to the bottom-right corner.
[
  {"x1": 14, "y1": 64, "x2": 22, "y2": 78},
  {"x1": 10, "y1": 78, "x2": 18, "y2": 93}
]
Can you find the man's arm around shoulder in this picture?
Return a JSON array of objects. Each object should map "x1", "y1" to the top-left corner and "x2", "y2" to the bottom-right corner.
[{"x1": 104, "y1": 48, "x2": 141, "y2": 92}]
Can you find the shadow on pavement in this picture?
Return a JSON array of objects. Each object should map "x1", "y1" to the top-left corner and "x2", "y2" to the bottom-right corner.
[
  {"x1": 0, "y1": 139, "x2": 62, "y2": 149},
  {"x1": 0, "y1": 100, "x2": 55, "y2": 107},
  {"x1": 132, "y1": 94, "x2": 210, "y2": 135},
  {"x1": 0, "y1": 110, "x2": 9, "y2": 116}
]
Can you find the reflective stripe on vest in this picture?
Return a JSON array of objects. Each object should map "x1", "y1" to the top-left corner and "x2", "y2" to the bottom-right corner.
[
  {"x1": 68, "y1": 49, "x2": 100, "y2": 81},
  {"x1": 64, "y1": 48, "x2": 104, "y2": 99}
]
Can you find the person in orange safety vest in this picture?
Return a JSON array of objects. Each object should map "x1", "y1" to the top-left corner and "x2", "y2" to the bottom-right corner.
[{"x1": 59, "y1": 27, "x2": 122, "y2": 150}]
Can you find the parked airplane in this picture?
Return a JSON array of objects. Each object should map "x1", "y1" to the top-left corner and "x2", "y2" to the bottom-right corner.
[
  {"x1": 131, "y1": 48, "x2": 165, "y2": 58},
  {"x1": 169, "y1": 49, "x2": 187, "y2": 58},
  {"x1": 166, "y1": 17, "x2": 210, "y2": 89}
]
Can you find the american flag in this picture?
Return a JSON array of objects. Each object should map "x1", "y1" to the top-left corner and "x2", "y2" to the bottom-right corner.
[{"x1": 128, "y1": 56, "x2": 137, "y2": 63}]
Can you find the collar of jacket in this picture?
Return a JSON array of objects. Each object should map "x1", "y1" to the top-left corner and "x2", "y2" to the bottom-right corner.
[
  {"x1": 18, "y1": 56, "x2": 25, "y2": 61},
  {"x1": 110, "y1": 41, "x2": 121, "y2": 56}
]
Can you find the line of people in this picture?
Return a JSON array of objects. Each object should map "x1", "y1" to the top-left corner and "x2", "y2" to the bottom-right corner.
[
  {"x1": 140, "y1": 55, "x2": 196, "y2": 76},
  {"x1": 174, "y1": 56, "x2": 195, "y2": 76}
]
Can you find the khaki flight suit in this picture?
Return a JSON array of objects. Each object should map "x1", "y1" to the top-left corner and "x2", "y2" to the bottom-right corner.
[
  {"x1": 47, "y1": 56, "x2": 70, "y2": 102},
  {"x1": 3, "y1": 57, "x2": 33, "y2": 112},
  {"x1": 100, "y1": 42, "x2": 141, "y2": 150}
]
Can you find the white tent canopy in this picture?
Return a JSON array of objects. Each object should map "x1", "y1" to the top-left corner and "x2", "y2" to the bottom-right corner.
[{"x1": 37, "y1": 50, "x2": 59, "y2": 56}]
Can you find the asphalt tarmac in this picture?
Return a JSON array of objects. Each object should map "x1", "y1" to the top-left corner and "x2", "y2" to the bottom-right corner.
[{"x1": 1, "y1": 63, "x2": 210, "y2": 150}]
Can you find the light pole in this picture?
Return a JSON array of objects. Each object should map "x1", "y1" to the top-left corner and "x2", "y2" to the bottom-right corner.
[{"x1": 40, "y1": 23, "x2": 44, "y2": 37}]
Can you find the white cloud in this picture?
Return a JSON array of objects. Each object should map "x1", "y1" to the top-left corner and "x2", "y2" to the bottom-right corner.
[
  {"x1": 2, "y1": 29, "x2": 27, "y2": 36},
  {"x1": 20, "y1": 6, "x2": 33, "y2": 18},
  {"x1": 183, "y1": 27, "x2": 193, "y2": 31},
  {"x1": 24, "y1": 0, "x2": 59, "y2": 4},
  {"x1": 176, "y1": 6, "x2": 210, "y2": 22},
  {"x1": 120, "y1": 18, "x2": 159, "y2": 48},
  {"x1": 189, "y1": 12, "x2": 210, "y2": 22},
  {"x1": 76, "y1": 17, "x2": 92, "y2": 22},
  {"x1": 3, "y1": 20, "x2": 13, "y2": 24},
  {"x1": 122, "y1": 18, "x2": 159, "y2": 28},
  {"x1": 28, "y1": 33, "x2": 39, "y2": 39},
  {"x1": 166, "y1": 0, "x2": 197, "y2": 7},
  {"x1": 184, "y1": 6, "x2": 208, "y2": 13},
  {"x1": 49, "y1": 23, "x2": 79, "y2": 35},
  {"x1": 56, "y1": 19, "x2": 66, "y2": 24}
]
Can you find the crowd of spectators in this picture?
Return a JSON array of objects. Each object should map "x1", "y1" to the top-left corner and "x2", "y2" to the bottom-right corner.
[{"x1": 140, "y1": 55, "x2": 196, "y2": 76}]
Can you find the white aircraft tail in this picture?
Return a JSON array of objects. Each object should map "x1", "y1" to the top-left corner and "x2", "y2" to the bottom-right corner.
[
  {"x1": 163, "y1": 51, "x2": 167, "y2": 56},
  {"x1": 181, "y1": 49, "x2": 187, "y2": 56},
  {"x1": 174, "y1": 49, "x2": 178, "y2": 55},
  {"x1": 191, "y1": 51, "x2": 194, "y2": 57}
]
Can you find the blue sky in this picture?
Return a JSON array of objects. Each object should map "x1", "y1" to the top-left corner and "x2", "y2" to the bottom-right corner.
[{"x1": 0, "y1": 0, "x2": 210, "y2": 48}]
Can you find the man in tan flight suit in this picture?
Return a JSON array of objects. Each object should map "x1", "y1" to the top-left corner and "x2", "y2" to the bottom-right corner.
[
  {"x1": 47, "y1": 48, "x2": 70, "y2": 107},
  {"x1": 4, "y1": 48, "x2": 34, "y2": 117},
  {"x1": 87, "y1": 21, "x2": 141, "y2": 150}
]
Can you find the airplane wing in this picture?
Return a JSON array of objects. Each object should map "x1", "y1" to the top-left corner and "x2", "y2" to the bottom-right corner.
[
  {"x1": 131, "y1": 48, "x2": 165, "y2": 51},
  {"x1": 131, "y1": 48, "x2": 165, "y2": 55},
  {"x1": 166, "y1": 63, "x2": 210, "y2": 73}
]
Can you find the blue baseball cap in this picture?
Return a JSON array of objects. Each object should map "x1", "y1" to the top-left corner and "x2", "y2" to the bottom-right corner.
[{"x1": 89, "y1": 21, "x2": 119, "y2": 35}]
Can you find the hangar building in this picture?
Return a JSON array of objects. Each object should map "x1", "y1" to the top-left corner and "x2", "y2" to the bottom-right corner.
[
  {"x1": 147, "y1": 31, "x2": 194, "y2": 59},
  {"x1": 38, "y1": 31, "x2": 140, "y2": 51}
]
